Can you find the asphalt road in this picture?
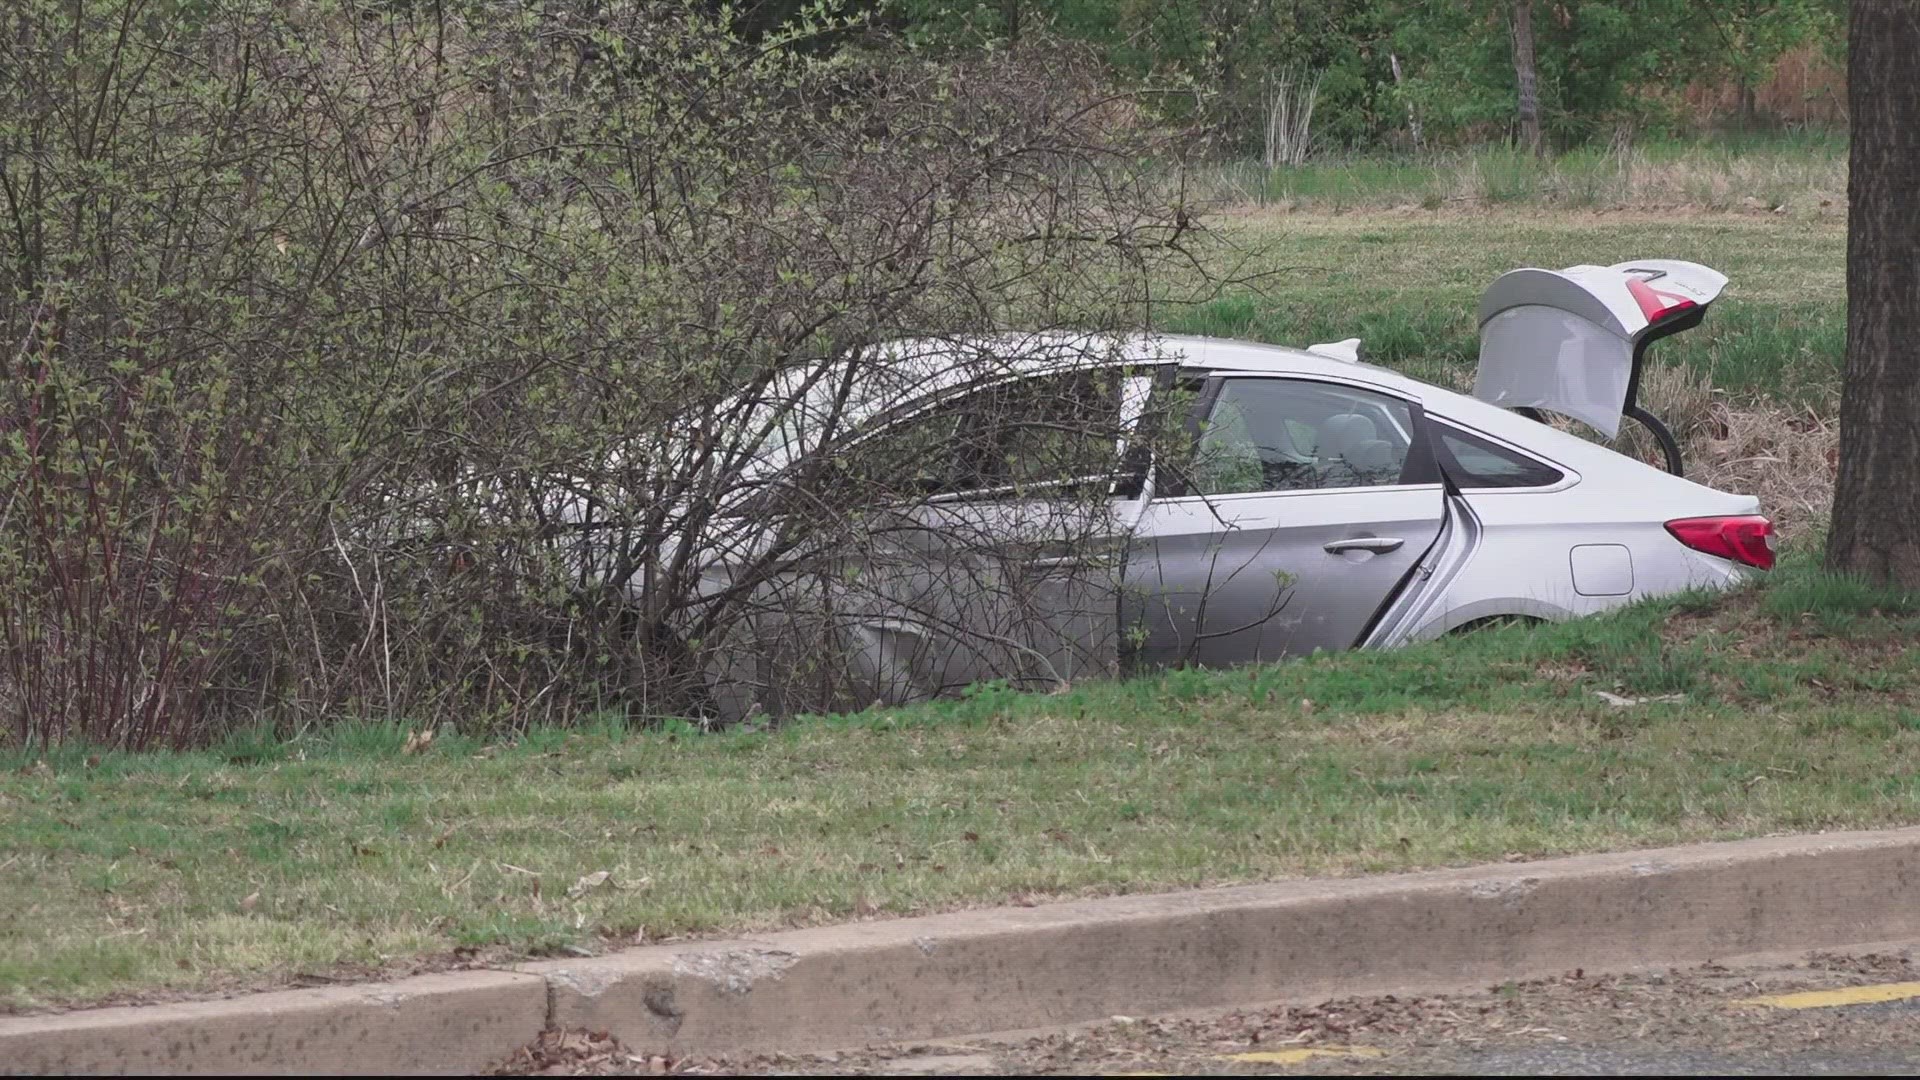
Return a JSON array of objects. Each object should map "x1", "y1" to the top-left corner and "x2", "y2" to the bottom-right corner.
[{"x1": 503, "y1": 942, "x2": 1920, "y2": 1075}]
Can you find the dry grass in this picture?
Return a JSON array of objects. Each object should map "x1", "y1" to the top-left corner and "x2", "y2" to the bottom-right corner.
[
  {"x1": 1686, "y1": 402, "x2": 1837, "y2": 545},
  {"x1": 1566, "y1": 363, "x2": 1837, "y2": 544},
  {"x1": 1433, "y1": 146, "x2": 1845, "y2": 215}
]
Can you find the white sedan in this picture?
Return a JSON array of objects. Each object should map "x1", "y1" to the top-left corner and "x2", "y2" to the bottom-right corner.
[{"x1": 689, "y1": 259, "x2": 1773, "y2": 715}]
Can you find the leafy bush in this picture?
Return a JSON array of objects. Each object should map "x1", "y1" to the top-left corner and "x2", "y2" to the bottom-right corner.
[{"x1": 0, "y1": 0, "x2": 1215, "y2": 747}]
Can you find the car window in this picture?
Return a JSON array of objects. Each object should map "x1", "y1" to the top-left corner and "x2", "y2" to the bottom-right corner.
[
  {"x1": 1189, "y1": 378, "x2": 1417, "y2": 495},
  {"x1": 824, "y1": 405, "x2": 969, "y2": 502},
  {"x1": 963, "y1": 369, "x2": 1131, "y2": 492},
  {"x1": 1433, "y1": 422, "x2": 1564, "y2": 488},
  {"x1": 830, "y1": 368, "x2": 1131, "y2": 503}
]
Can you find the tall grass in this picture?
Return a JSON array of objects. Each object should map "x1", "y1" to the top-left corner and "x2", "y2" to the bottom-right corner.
[
  {"x1": 1195, "y1": 134, "x2": 1847, "y2": 214},
  {"x1": 1168, "y1": 293, "x2": 1841, "y2": 408}
]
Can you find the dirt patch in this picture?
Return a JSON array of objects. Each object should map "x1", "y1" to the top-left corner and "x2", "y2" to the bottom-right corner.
[
  {"x1": 490, "y1": 1029, "x2": 670, "y2": 1076},
  {"x1": 1654, "y1": 587, "x2": 1763, "y2": 646}
]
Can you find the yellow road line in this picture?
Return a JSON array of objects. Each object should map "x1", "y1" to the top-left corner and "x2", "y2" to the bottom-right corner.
[
  {"x1": 1216, "y1": 1046, "x2": 1387, "y2": 1065},
  {"x1": 1733, "y1": 981, "x2": 1920, "y2": 1009}
]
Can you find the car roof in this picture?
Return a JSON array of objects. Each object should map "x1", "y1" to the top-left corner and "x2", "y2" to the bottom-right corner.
[
  {"x1": 760, "y1": 330, "x2": 1651, "y2": 482},
  {"x1": 808, "y1": 331, "x2": 1492, "y2": 441},
  {"x1": 860, "y1": 331, "x2": 1416, "y2": 398},
  {"x1": 1148, "y1": 333, "x2": 1415, "y2": 384}
]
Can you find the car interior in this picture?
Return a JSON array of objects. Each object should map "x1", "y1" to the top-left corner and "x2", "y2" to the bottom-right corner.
[{"x1": 1190, "y1": 379, "x2": 1413, "y2": 496}]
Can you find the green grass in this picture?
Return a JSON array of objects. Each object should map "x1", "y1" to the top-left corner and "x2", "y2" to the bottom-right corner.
[
  {"x1": 1195, "y1": 136, "x2": 1847, "y2": 215},
  {"x1": 0, "y1": 169, "x2": 1857, "y2": 1012},
  {"x1": 6, "y1": 551, "x2": 1920, "y2": 1012},
  {"x1": 1168, "y1": 208, "x2": 1843, "y2": 406},
  {"x1": 1761, "y1": 567, "x2": 1920, "y2": 635}
]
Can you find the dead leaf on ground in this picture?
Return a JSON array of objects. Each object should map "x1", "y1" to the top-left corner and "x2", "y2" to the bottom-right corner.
[
  {"x1": 567, "y1": 870, "x2": 612, "y2": 899},
  {"x1": 492, "y1": 1027, "x2": 636, "y2": 1076},
  {"x1": 1593, "y1": 690, "x2": 1686, "y2": 707}
]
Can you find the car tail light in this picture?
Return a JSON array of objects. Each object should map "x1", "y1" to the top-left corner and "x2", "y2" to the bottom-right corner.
[
  {"x1": 1627, "y1": 277, "x2": 1699, "y2": 323},
  {"x1": 1665, "y1": 515, "x2": 1774, "y2": 570}
]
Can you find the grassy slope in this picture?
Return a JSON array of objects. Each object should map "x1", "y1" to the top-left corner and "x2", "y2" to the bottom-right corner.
[
  {"x1": 0, "y1": 205, "x2": 1862, "y2": 1010},
  {"x1": 1175, "y1": 209, "x2": 1842, "y2": 405},
  {"x1": 6, "y1": 552, "x2": 1919, "y2": 1011}
]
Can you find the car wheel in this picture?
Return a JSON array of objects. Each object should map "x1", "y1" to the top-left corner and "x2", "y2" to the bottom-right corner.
[{"x1": 1449, "y1": 613, "x2": 1544, "y2": 635}]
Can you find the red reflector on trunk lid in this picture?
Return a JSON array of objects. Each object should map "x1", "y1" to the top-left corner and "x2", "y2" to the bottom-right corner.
[
  {"x1": 1665, "y1": 515, "x2": 1774, "y2": 570},
  {"x1": 1627, "y1": 277, "x2": 1700, "y2": 322}
]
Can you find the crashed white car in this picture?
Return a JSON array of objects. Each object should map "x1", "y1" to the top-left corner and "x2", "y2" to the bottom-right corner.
[{"x1": 679, "y1": 260, "x2": 1774, "y2": 715}]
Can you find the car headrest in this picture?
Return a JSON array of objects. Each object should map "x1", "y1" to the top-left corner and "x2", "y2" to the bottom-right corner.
[
  {"x1": 1318, "y1": 413, "x2": 1376, "y2": 456},
  {"x1": 1345, "y1": 438, "x2": 1397, "y2": 475}
]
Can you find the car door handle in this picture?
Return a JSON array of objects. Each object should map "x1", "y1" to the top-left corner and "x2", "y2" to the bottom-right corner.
[{"x1": 1323, "y1": 536, "x2": 1405, "y2": 554}]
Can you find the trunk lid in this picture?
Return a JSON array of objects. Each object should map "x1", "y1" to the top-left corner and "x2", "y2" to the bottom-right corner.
[{"x1": 1473, "y1": 259, "x2": 1727, "y2": 438}]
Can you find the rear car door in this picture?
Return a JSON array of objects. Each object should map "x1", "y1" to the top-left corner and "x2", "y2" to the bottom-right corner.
[
  {"x1": 832, "y1": 365, "x2": 1155, "y2": 699},
  {"x1": 1121, "y1": 374, "x2": 1447, "y2": 669}
]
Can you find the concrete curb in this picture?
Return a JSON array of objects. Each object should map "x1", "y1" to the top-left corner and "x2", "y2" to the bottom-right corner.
[
  {"x1": 0, "y1": 971, "x2": 546, "y2": 1076},
  {"x1": 7, "y1": 827, "x2": 1920, "y2": 1074}
]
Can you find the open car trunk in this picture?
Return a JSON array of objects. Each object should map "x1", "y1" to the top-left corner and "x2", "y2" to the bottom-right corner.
[{"x1": 1472, "y1": 259, "x2": 1726, "y2": 471}]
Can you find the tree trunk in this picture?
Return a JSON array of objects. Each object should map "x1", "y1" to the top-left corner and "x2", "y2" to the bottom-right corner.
[
  {"x1": 1391, "y1": 53, "x2": 1423, "y2": 152},
  {"x1": 1510, "y1": 0, "x2": 1543, "y2": 156},
  {"x1": 1827, "y1": 0, "x2": 1920, "y2": 587}
]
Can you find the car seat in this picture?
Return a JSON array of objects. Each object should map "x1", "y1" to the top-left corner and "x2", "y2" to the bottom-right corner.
[
  {"x1": 1344, "y1": 438, "x2": 1399, "y2": 484},
  {"x1": 1314, "y1": 413, "x2": 1374, "y2": 486}
]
